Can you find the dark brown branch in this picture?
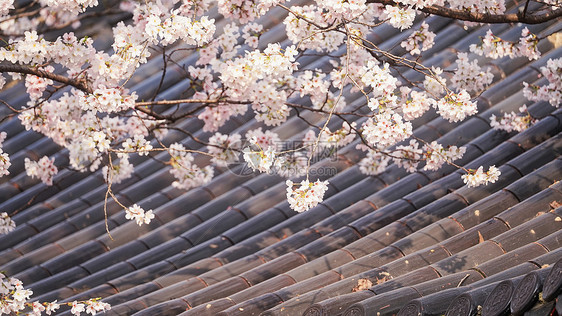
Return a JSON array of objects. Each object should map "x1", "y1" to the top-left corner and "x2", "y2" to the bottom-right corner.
[
  {"x1": 0, "y1": 8, "x2": 41, "y2": 23},
  {"x1": 133, "y1": 106, "x2": 169, "y2": 121},
  {"x1": 151, "y1": 46, "x2": 167, "y2": 102},
  {"x1": 135, "y1": 99, "x2": 251, "y2": 106},
  {"x1": 366, "y1": 0, "x2": 562, "y2": 24},
  {"x1": 0, "y1": 64, "x2": 92, "y2": 93}
]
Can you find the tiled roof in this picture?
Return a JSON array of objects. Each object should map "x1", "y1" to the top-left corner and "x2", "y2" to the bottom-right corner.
[{"x1": 1, "y1": 1, "x2": 562, "y2": 315}]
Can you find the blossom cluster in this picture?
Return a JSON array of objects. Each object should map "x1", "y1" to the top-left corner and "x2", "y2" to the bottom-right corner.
[
  {"x1": 168, "y1": 143, "x2": 214, "y2": 190},
  {"x1": 122, "y1": 135, "x2": 153, "y2": 156},
  {"x1": 523, "y1": 57, "x2": 562, "y2": 107},
  {"x1": 297, "y1": 70, "x2": 332, "y2": 110},
  {"x1": 423, "y1": 142, "x2": 466, "y2": 171},
  {"x1": 79, "y1": 86, "x2": 138, "y2": 114},
  {"x1": 315, "y1": 0, "x2": 370, "y2": 19},
  {"x1": 490, "y1": 105, "x2": 537, "y2": 133},
  {"x1": 217, "y1": 0, "x2": 282, "y2": 24},
  {"x1": 362, "y1": 61, "x2": 398, "y2": 100},
  {"x1": 283, "y1": 5, "x2": 346, "y2": 52},
  {"x1": 220, "y1": 44, "x2": 298, "y2": 125},
  {"x1": 144, "y1": 10, "x2": 215, "y2": 46},
  {"x1": 0, "y1": 133, "x2": 14, "y2": 235},
  {"x1": 359, "y1": 150, "x2": 391, "y2": 176},
  {"x1": 436, "y1": 90, "x2": 478, "y2": 123},
  {"x1": 384, "y1": 5, "x2": 416, "y2": 31},
  {"x1": 0, "y1": 273, "x2": 110, "y2": 315},
  {"x1": 286, "y1": 179, "x2": 329, "y2": 213},
  {"x1": 102, "y1": 154, "x2": 134, "y2": 185},
  {"x1": 243, "y1": 145, "x2": 278, "y2": 174},
  {"x1": 242, "y1": 23, "x2": 263, "y2": 49},
  {"x1": 0, "y1": 0, "x2": 220, "y2": 194},
  {"x1": 242, "y1": 130, "x2": 283, "y2": 174},
  {"x1": 0, "y1": 274, "x2": 32, "y2": 315},
  {"x1": 362, "y1": 109, "x2": 413, "y2": 149},
  {"x1": 207, "y1": 133, "x2": 242, "y2": 167},
  {"x1": 0, "y1": 212, "x2": 15, "y2": 235},
  {"x1": 470, "y1": 28, "x2": 541, "y2": 61},
  {"x1": 424, "y1": 67, "x2": 447, "y2": 96},
  {"x1": 319, "y1": 122, "x2": 357, "y2": 150},
  {"x1": 24, "y1": 156, "x2": 58, "y2": 186},
  {"x1": 0, "y1": 0, "x2": 554, "y2": 242},
  {"x1": 25, "y1": 66, "x2": 54, "y2": 101},
  {"x1": 358, "y1": 140, "x2": 465, "y2": 176},
  {"x1": 68, "y1": 299, "x2": 111, "y2": 316},
  {"x1": 125, "y1": 204, "x2": 155, "y2": 226},
  {"x1": 245, "y1": 128, "x2": 281, "y2": 150},
  {"x1": 448, "y1": 0, "x2": 506, "y2": 15},
  {"x1": 177, "y1": 0, "x2": 213, "y2": 17},
  {"x1": 401, "y1": 22, "x2": 436, "y2": 55},
  {"x1": 0, "y1": 0, "x2": 13, "y2": 16},
  {"x1": 0, "y1": 131, "x2": 10, "y2": 177},
  {"x1": 402, "y1": 89, "x2": 436, "y2": 121},
  {"x1": 450, "y1": 53, "x2": 494, "y2": 93},
  {"x1": 462, "y1": 166, "x2": 501, "y2": 188},
  {"x1": 393, "y1": 139, "x2": 423, "y2": 172},
  {"x1": 40, "y1": 0, "x2": 99, "y2": 15}
]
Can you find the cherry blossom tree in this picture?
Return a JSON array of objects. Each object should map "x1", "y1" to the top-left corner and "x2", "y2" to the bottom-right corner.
[{"x1": 0, "y1": 0, "x2": 560, "y2": 313}]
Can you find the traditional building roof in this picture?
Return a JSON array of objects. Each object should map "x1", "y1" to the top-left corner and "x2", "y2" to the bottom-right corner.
[{"x1": 1, "y1": 1, "x2": 561, "y2": 315}]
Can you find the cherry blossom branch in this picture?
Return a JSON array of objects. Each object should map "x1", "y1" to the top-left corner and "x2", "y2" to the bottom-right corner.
[
  {"x1": 285, "y1": 102, "x2": 371, "y2": 117},
  {"x1": 0, "y1": 99, "x2": 21, "y2": 114},
  {"x1": 0, "y1": 64, "x2": 92, "y2": 93},
  {"x1": 0, "y1": 7, "x2": 40, "y2": 23},
  {"x1": 356, "y1": 35, "x2": 453, "y2": 97},
  {"x1": 135, "y1": 98, "x2": 251, "y2": 106},
  {"x1": 277, "y1": 3, "x2": 336, "y2": 30},
  {"x1": 160, "y1": 126, "x2": 216, "y2": 148},
  {"x1": 304, "y1": 26, "x2": 353, "y2": 180},
  {"x1": 133, "y1": 106, "x2": 169, "y2": 121},
  {"x1": 0, "y1": 7, "x2": 124, "y2": 37},
  {"x1": 365, "y1": 0, "x2": 562, "y2": 24},
  {"x1": 134, "y1": 98, "x2": 253, "y2": 122}
]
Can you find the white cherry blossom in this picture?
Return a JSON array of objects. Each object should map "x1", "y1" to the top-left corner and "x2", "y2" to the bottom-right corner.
[
  {"x1": 24, "y1": 156, "x2": 58, "y2": 186},
  {"x1": 384, "y1": 5, "x2": 416, "y2": 30},
  {"x1": 286, "y1": 179, "x2": 329, "y2": 213},
  {"x1": 359, "y1": 150, "x2": 391, "y2": 176},
  {"x1": 436, "y1": 90, "x2": 478, "y2": 123},
  {"x1": 462, "y1": 165, "x2": 501, "y2": 188},
  {"x1": 125, "y1": 204, "x2": 155, "y2": 226},
  {"x1": 0, "y1": 212, "x2": 15, "y2": 235}
]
